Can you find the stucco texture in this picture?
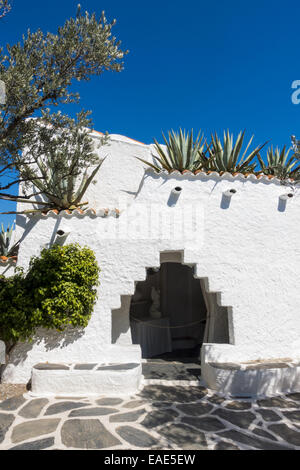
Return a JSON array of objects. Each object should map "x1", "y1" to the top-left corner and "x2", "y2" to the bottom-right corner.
[{"x1": 2, "y1": 135, "x2": 300, "y2": 388}]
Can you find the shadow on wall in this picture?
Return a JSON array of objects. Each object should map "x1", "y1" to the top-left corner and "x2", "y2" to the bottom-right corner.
[
  {"x1": 202, "y1": 359, "x2": 300, "y2": 397},
  {"x1": 220, "y1": 194, "x2": 232, "y2": 210},
  {"x1": 278, "y1": 198, "x2": 288, "y2": 212},
  {"x1": 16, "y1": 214, "x2": 39, "y2": 245},
  {"x1": 111, "y1": 295, "x2": 132, "y2": 345},
  {"x1": 16, "y1": 214, "x2": 63, "y2": 249},
  {"x1": 2, "y1": 326, "x2": 85, "y2": 370}
]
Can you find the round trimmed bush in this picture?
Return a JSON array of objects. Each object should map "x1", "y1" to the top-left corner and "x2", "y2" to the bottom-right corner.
[{"x1": 0, "y1": 243, "x2": 100, "y2": 343}]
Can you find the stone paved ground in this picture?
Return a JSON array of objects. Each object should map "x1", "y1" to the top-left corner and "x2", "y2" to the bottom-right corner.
[
  {"x1": 0, "y1": 383, "x2": 300, "y2": 450},
  {"x1": 0, "y1": 358, "x2": 299, "y2": 450}
]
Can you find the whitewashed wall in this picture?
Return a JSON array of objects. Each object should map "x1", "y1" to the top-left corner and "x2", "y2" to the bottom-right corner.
[
  {"x1": 0, "y1": 262, "x2": 16, "y2": 277},
  {"x1": 2, "y1": 135, "x2": 300, "y2": 385}
]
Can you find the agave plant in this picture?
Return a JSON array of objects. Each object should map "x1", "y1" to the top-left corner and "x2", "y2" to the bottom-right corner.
[
  {"x1": 257, "y1": 145, "x2": 300, "y2": 180},
  {"x1": 3, "y1": 112, "x2": 109, "y2": 214},
  {"x1": 198, "y1": 130, "x2": 267, "y2": 174},
  {"x1": 0, "y1": 223, "x2": 18, "y2": 257},
  {"x1": 136, "y1": 129, "x2": 208, "y2": 172},
  {"x1": 28, "y1": 156, "x2": 105, "y2": 211}
]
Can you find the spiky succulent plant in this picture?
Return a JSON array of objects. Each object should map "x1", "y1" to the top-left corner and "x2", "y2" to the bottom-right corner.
[
  {"x1": 257, "y1": 145, "x2": 300, "y2": 180},
  {"x1": 198, "y1": 130, "x2": 266, "y2": 174},
  {"x1": 4, "y1": 111, "x2": 109, "y2": 214},
  {"x1": 0, "y1": 222, "x2": 17, "y2": 257},
  {"x1": 28, "y1": 156, "x2": 105, "y2": 211},
  {"x1": 136, "y1": 129, "x2": 208, "y2": 172}
]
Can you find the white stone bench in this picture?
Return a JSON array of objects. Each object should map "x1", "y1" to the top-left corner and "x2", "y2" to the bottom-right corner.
[
  {"x1": 202, "y1": 358, "x2": 300, "y2": 397},
  {"x1": 31, "y1": 362, "x2": 142, "y2": 397}
]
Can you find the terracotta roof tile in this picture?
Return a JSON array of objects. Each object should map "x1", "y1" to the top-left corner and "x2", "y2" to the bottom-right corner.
[
  {"x1": 26, "y1": 208, "x2": 121, "y2": 219},
  {"x1": 0, "y1": 256, "x2": 17, "y2": 266},
  {"x1": 91, "y1": 130, "x2": 145, "y2": 145},
  {"x1": 126, "y1": 137, "x2": 145, "y2": 145},
  {"x1": 147, "y1": 168, "x2": 296, "y2": 185},
  {"x1": 93, "y1": 130, "x2": 104, "y2": 135}
]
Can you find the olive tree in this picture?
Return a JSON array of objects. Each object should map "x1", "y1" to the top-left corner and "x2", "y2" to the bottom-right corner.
[
  {"x1": 0, "y1": 0, "x2": 11, "y2": 18},
  {"x1": 0, "y1": 5, "x2": 127, "y2": 210}
]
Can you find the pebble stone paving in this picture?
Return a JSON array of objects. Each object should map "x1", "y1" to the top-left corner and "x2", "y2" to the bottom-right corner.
[{"x1": 0, "y1": 359, "x2": 299, "y2": 450}]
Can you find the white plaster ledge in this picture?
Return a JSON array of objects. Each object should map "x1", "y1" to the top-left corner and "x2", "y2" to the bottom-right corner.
[
  {"x1": 202, "y1": 361, "x2": 300, "y2": 398},
  {"x1": 31, "y1": 362, "x2": 142, "y2": 397}
]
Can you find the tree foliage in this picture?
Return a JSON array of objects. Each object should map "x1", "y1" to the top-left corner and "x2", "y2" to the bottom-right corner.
[
  {"x1": 0, "y1": 5, "x2": 127, "y2": 207},
  {"x1": 1, "y1": 110, "x2": 109, "y2": 213},
  {"x1": 0, "y1": 221, "x2": 17, "y2": 256},
  {"x1": 0, "y1": 0, "x2": 11, "y2": 18}
]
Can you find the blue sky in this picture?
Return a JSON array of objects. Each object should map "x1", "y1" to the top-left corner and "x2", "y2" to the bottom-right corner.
[{"x1": 1, "y1": 0, "x2": 300, "y2": 224}]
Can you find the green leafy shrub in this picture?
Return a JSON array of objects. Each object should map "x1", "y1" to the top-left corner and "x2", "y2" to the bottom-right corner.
[
  {"x1": 0, "y1": 244, "x2": 100, "y2": 343},
  {"x1": 0, "y1": 270, "x2": 37, "y2": 343}
]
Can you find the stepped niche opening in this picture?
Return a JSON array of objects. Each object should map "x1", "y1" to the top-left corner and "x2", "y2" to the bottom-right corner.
[
  {"x1": 111, "y1": 252, "x2": 230, "y2": 361},
  {"x1": 129, "y1": 254, "x2": 230, "y2": 360}
]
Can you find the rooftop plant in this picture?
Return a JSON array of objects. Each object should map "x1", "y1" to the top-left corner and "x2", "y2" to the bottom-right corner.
[
  {"x1": 198, "y1": 130, "x2": 267, "y2": 174},
  {"x1": 1, "y1": 111, "x2": 108, "y2": 214},
  {"x1": 136, "y1": 129, "x2": 208, "y2": 173},
  {"x1": 137, "y1": 129, "x2": 268, "y2": 176},
  {"x1": 257, "y1": 145, "x2": 300, "y2": 181}
]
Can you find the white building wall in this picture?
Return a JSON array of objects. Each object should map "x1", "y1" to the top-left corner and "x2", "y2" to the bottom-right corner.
[
  {"x1": 0, "y1": 263, "x2": 16, "y2": 277},
  {"x1": 2, "y1": 136, "x2": 300, "y2": 386}
]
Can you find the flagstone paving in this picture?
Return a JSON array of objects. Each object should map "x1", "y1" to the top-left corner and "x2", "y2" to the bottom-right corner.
[{"x1": 0, "y1": 385, "x2": 299, "y2": 450}]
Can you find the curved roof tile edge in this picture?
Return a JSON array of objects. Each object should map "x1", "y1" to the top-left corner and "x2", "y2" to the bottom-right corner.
[
  {"x1": 0, "y1": 256, "x2": 17, "y2": 266},
  {"x1": 26, "y1": 208, "x2": 121, "y2": 219}
]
